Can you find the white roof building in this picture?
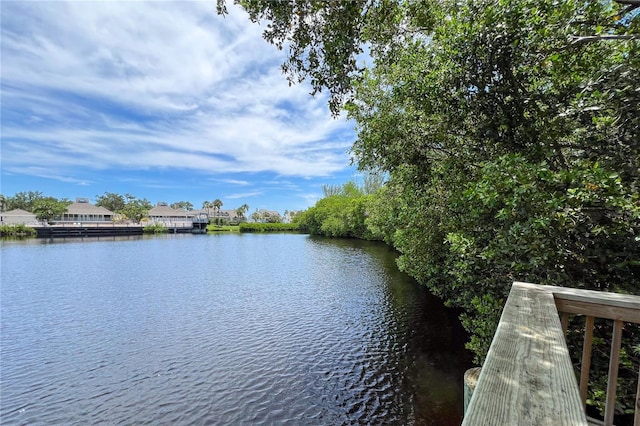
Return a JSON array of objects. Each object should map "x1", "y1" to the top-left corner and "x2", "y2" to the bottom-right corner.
[{"x1": 1, "y1": 208, "x2": 37, "y2": 225}]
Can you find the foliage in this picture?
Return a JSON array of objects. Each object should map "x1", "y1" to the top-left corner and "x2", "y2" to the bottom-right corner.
[
  {"x1": 120, "y1": 196, "x2": 152, "y2": 223},
  {"x1": 321, "y1": 184, "x2": 343, "y2": 197},
  {"x1": 3, "y1": 191, "x2": 46, "y2": 212},
  {"x1": 239, "y1": 222, "x2": 301, "y2": 232},
  {"x1": 250, "y1": 210, "x2": 282, "y2": 223},
  {"x1": 143, "y1": 223, "x2": 168, "y2": 234},
  {"x1": 287, "y1": 210, "x2": 304, "y2": 223},
  {"x1": 213, "y1": 199, "x2": 223, "y2": 214},
  {"x1": 206, "y1": 224, "x2": 240, "y2": 232},
  {"x1": 170, "y1": 201, "x2": 194, "y2": 211},
  {"x1": 361, "y1": 172, "x2": 386, "y2": 195},
  {"x1": 442, "y1": 156, "x2": 639, "y2": 357},
  {"x1": 31, "y1": 198, "x2": 71, "y2": 223},
  {"x1": 351, "y1": 0, "x2": 638, "y2": 414},
  {"x1": 265, "y1": 213, "x2": 282, "y2": 223},
  {"x1": 0, "y1": 223, "x2": 36, "y2": 237},
  {"x1": 236, "y1": 204, "x2": 249, "y2": 219},
  {"x1": 296, "y1": 181, "x2": 378, "y2": 240},
  {"x1": 95, "y1": 192, "x2": 126, "y2": 212}
]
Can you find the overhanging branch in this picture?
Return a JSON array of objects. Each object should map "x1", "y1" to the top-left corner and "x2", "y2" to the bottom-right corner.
[{"x1": 570, "y1": 34, "x2": 640, "y2": 45}]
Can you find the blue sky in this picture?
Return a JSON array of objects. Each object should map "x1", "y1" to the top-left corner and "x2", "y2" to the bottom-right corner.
[{"x1": 1, "y1": 1, "x2": 360, "y2": 214}]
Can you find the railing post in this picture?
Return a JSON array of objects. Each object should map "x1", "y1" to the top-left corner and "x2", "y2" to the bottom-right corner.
[
  {"x1": 463, "y1": 367, "x2": 481, "y2": 415},
  {"x1": 580, "y1": 316, "x2": 595, "y2": 408},
  {"x1": 635, "y1": 365, "x2": 639, "y2": 426},
  {"x1": 561, "y1": 312, "x2": 570, "y2": 336},
  {"x1": 604, "y1": 320, "x2": 624, "y2": 426}
]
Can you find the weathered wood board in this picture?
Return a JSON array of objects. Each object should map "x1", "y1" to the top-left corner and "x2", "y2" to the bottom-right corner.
[{"x1": 462, "y1": 283, "x2": 587, "y2": 425}]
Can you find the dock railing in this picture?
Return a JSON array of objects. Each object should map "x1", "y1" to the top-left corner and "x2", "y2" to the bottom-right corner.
[{"x1": 462, "y1": 281, "x2": 640, "y2": 426}]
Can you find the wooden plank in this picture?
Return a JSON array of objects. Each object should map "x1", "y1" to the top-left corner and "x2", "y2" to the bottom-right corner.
[
  {"x1": 604, "y1": 320, "x2": 624, "y2": 426},
  {"x1": 463, "y1": 283, "x2": 587, "y2": 425},
  {"x1": 554, "y1": 298, "x2": 640, "y2": 323},
  {"x1": 515, "y1": 282, "x2": 640, "y2": 323}
]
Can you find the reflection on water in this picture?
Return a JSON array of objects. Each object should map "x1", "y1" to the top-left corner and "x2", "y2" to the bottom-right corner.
[{"x1": 1, "y1": 234, "x2": 471, "y2": 425}]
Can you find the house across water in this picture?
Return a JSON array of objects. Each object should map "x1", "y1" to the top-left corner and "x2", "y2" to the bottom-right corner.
[
  {"x1": 1, "y1": 208, "x2": 38, "y2": 225},
  {"x1": 59, "y1": 198, "x2": 114, "y2": 223}
]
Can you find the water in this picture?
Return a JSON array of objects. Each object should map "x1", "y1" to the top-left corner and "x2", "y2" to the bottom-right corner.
[{"x1": 1, "y1": 234, "x2": 471, "y2": 425}]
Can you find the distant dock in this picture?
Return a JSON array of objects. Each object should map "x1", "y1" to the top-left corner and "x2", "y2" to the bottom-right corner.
[{"x1": 33, "y1": 222, "x2": 199, "y2": 238}]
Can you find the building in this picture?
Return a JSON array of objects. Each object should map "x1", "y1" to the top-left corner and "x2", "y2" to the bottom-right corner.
[
  {"x1": 148, "y1": 202, "x2": 193, "y2": 224},
  {"x1": 195, "y1": 208, "x2": 245, "y2": 223},
  {"x1": 58, "y1": 198, "x2": 114, "y2": 223},
  {"x1": 0, "y1": 208, "x2": 38, "y2": 225}
]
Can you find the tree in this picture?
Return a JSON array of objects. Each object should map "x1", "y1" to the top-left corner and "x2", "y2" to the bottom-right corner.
[
  {"x1": 95, "y1": 192, "x2": 126, "y2": 212},
  {"x1": 170, "y1": 201, "x2": 194, "y2": 211},
  {"x1": 120, "y1": 196, "x2": 152, "y2": 223},
  {"x1": 288, "y1": 210, "x2": 304, "y2": 224},
  {"x1": 265, "y1": 212, "x2": 283, "y2": 223},
  {"x1": 321, "y1": 184, "x2": 342, "y2": 197},
  {"x1": 250, "y1": 210, "x2": 262, "y2": 223},
  {"x1": 236, "y1": 203, "x2": 249, "y2": 219},
  {"x1": 298, "y1": 181, "x2": 372, "y2": 239},
  {"x1": 362, "y1": 172, "x2": 385, "y2": 195},
  {"x1": 350, "y1": 0, "x2": 639, "y2": 414},
  {"x1": 4, "y1": 191, "x2": 45, "y2": 211},
  {"x1": 31, "y1": 197, "x2": 69, "y2": 224},
  {"x1": 202, "y1": 201, "x2": 212, "y2": 215},
  {"x1": 212, "y1": 199, "x2": 223, "y2": 216}
]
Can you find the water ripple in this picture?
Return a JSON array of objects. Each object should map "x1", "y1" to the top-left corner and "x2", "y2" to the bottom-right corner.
[{"x1": 1, "y1": 235, "x2": 469, "y2": 425}]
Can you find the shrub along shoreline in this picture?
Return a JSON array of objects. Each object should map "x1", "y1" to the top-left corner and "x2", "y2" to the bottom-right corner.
[
  {"x1": 0, "y1": 224, "x2": 37, "y2": 238},
  {"x1": 238, "y1": 222, "x2": 301, "y2": 233}
]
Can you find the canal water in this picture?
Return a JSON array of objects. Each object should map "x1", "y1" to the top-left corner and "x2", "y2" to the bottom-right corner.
[{"x1": 1, "y1": 234, "x2": 471, "y2": 425}]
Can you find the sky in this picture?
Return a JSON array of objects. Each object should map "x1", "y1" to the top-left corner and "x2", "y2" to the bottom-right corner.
[{"x1": 0, "y1": 1, "x2": 360, "y2": 215}]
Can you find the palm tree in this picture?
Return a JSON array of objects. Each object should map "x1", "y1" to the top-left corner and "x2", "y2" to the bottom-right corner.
[
  {"x1": 202, "y1": 201, "x2": 212, "y2": 216},
  {"x1": 213, "y1": 199, "x2": 223, "y2": 217},
  {"x1": 238, "y1": 203, "x2": 249, "y2": 218}
]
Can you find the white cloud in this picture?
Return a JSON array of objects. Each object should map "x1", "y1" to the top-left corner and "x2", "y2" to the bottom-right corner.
[
  {"x1": 226, "y1": 191, "x2": 263, "y2": 200},
  {"x1": 1, "y1": 1, "x2": 355, "y2": 183},
  {"x1": 217, "y1": 179, "x2": 251, "y2": 186}
]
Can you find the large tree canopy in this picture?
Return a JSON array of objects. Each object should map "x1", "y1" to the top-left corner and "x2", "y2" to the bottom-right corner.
[{"x1": 220, "y1": 0, "x2": 639, "y2": 415}]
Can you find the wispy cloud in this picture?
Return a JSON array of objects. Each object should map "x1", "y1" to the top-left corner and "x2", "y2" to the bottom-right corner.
[
  {"x1": 226, "y1": 191, "x2": 263, "y2": 200},
  {"x1": 217, "y1": 179, "x2": 251, "y2": 186},
  {"x1": 1, "y1": 2, "x2": 353, "y2": 173},
  {"x1": 0, "y1": 1, "x2": 356, "y2": 212}
]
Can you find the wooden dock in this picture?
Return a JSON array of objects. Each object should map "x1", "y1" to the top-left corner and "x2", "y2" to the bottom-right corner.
[
  {"x1": 463, "y1": 282, "x2": 640, "y2": 426},
  {"x1": 33, "y1": 220, "x2": 205, "y2": 238},
  {"x1": 34, "y1": 223, "x2": 144, "y2": 238}
]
